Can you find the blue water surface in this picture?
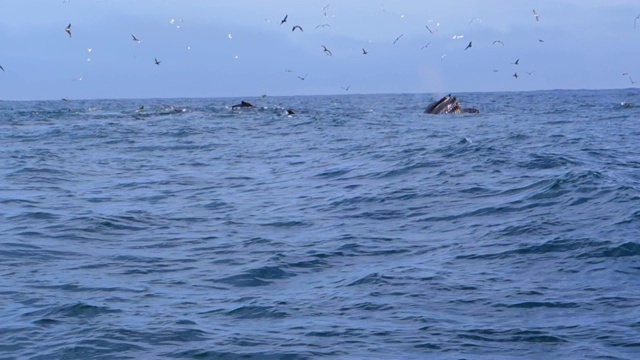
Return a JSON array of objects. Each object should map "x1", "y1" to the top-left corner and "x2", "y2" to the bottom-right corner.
[{"x1": 1, "y1": 89, "x2": 640, "y2": 359}]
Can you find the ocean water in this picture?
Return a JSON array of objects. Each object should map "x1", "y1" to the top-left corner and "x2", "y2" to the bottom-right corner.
[{"x1": 1, "y1": 89, "x2": 640, "y2": 359}]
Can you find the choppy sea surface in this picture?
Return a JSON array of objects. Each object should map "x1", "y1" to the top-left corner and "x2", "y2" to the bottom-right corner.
[{"x1": 1, "y1": 89, "x2": 640, "y2": 359}]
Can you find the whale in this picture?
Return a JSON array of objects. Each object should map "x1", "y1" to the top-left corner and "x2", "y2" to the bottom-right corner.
[
  {"x1": 231, "y1": 100, "x2": 255, "y2": 109},
  {"x1": 425, "y1": 94, "x2": 479, "y2": 114}
]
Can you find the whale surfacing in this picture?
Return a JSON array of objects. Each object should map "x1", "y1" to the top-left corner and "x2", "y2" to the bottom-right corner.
[
  {"x1": 425, "y1": 95, "x2": 479, "y2": 114},
  {"x1": 231, "y1": 101, "x2": 255, "y2": 110}
]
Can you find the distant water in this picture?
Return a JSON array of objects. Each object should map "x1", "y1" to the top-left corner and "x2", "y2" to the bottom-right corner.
[{"x1": 1, "y1": 89, "x2": 640, "y2": 359}]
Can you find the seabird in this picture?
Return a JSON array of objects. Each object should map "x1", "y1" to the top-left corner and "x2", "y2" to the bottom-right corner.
[
  {"x1": 0, "y1": 65, "x2": 4, "y2": 72},
  {"x1": 292, "y1": 25, "x2": 303, "y2": 32},
  {"x1": 362, "y1": 48, "x2": 368, "y2": 54},
  {"x1": 421, "y1": 42, "x2": 431, "y2": 49},
  {"x1": 315, "y1": 24, "x2": 331, "y2": 29},
  {"x1": 297, "y1": 73, "x2": 308, "y2": 80},
  {"x1": 65, "y1": 24, "x2": 72, "y2": 38},
  {"x1": 322, "y1": 45, "x2": 332, "y2": 56},
  {"x1": 342, "y1": 85, "x2": 350, "y2": 91},
  {"x1": 538, "y1": 39, "x2": 545, "y2": 42},
  {"x1": 512, "y1": 59, "x2": 520, "y2": 65},
  {"x1": 635, "y1": 14, "x2": 640, "y2": 28},
  {"x1": 464, "y1": 41, "x2": 472, "y2": 50},
  {"x1": 425, "y1": 24, "x2": 437, "y2": 34},
  {"x1": 533, "y1": 9, "x2": 540, "y2": 22},
  {"x1": 469, "y1": 17, "x2": 482, "y2": 25},
  {"x1": 513, "y1": 72, "x2": 518, "y2": 79},
  {"x1": 492, "y1": 40, "x2": 504, "y2": 46},
  {"x1": 154, "y1": 58, "x2": 161, "y2": 65},
  {"x1": 131, "y1": 34, "x2": 140, "y2": 43},
  {"x1": 526, "y1": 71, "x2": 534, "y2": 75},
  {"x1": 393, "y1": 34, "x2": 403, "y2": 44},
  {"x1": 281, "y1": 14, "x2": 288, "y2": 25}
]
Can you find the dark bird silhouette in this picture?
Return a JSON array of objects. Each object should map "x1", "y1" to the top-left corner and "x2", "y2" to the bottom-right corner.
[
  {"x1": 315, "y1": 24, "x2": 331, "y2": 29},
  {"x1": 281, "y1": 14, "x2": 288, "y2": 25},
  {"x1": 425, "y1": 24, "x2": 437, "y2": 34},
  {"x1": 512, "y1": 59, "x2": 520, "y2": 65},
  {"x1": 635, "y1": 14, "x2": 640, "y2": 28},
  {"x1": 464, "y1": 41, "x2": 472, "y2": 50},
  {"x1": 362, "y1": 48, "x2": 368, "y2": 54},
  {"x1": 322, "y1": 45, "x2": 332, "y2": 56},
  {"x1": 65, "y1": 23, "x2": 72, "y2": 38},
  {"x1": 538, "y1": 39, "x2": 545, "y2": 43},
  {"x1": 513, "y1": 72, "x2": 519, "y2": 79},
  {"x1": 533, "y1": 9, "x2": 540, "y2": 22},
  {"x1": 342, "y1": 85, "x2": 351, "y2": 91},
  {"x1": 154, "y1": 58, "x2": 161, "y2": 65},
  {"x1": 393, "y1": 34, "x2": 404, "y2": 44},
  {"x1": 297, "y1": 73, "x2": 308, "y2": 80},
  {"x1": 421, "y1": 42, "x2": 431, "y2": 49},
  {"x1": 0, "y1": 65, "x2": 4, "y2": 72},
  {"x1": 132, "y1": 34, "x2": 141, "y2": 42},
  {"x1": 292, "y1": 25, "x2": 303, "y2": 32},
  {"x1": 492, "y1": 40, "x2": 504, "y2": 46}
]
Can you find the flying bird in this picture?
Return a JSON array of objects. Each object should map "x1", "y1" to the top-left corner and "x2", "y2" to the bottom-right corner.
[
  {"x1": 297, "y1": 73, "x2": 308, "y2": 80},
  {"x1": 425, "y1": 25, "x2": 437, "y2": 34},
  {"x1": 464, "y1": 41, "x2": 472, "y2": 50},
  {"x1": 281, "y1": 14, "x2": 288, "y2": 25},
  {"x1": 362, "y1": 48, "x2": 368, "y2": 54},
  {"x1": 421, "y1": 42, "x2": 431, "y2": 49},
  {"x1": 0, "y1": 65, "x2": 4, "y2": 72},
  {"x1": 292, "y1": 25, "x2": 303, "y2": 32},
  {"x1": 512, "y1": 59, "x2": 520, "y2": 65},
  {"x1": 469, "y1": 17, "x2": 482, "y2": 25},
  {"x1": 322, "y1": 45, "x2": 332, "y2": 56},
  {"x1": 526, "y1": 71, "x2": 535, "y2": 75},
  {"x1": 492, "y1": 40, "x2": 504, "y2": 46},
  {"x1": 393, "y1": 34, "x2": 404, "y2": 44},
  {"x1": 315, "y1": 24, "x2": 331, "y2": 29},
  {"x1": 513, "y1": 72, "x2": 519, "y2": 79},
  {"x1": 635, "y1": 14, "x2": 640, "y2": 28},
  {"x1": 131, "y1": 34, "x2": 141, "y2": 43},
  {"x1": 154, "y1": 58, "x2": 161, "y2": 65},
  {"x1": 65, "y1": 24, "x2": 72, "y2": 38},
  {"x1": 533, "y1": 9, "x2": 540, "y2": 22},
  {"x1": 342, "y1": 85, "x2": 351, "y2": 91}
]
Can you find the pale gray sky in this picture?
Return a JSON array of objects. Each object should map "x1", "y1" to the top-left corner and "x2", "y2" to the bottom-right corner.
[{"x1": 0, "y1": 0, "x2": 638, "y2": 100}]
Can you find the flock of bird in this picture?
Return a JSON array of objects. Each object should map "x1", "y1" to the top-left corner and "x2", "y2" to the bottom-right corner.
[
  {"x1": 269, "y1": 7, "x2": 547, "y2": 89},
  {"x1": 3, "y1": 4, "x2": 640, "y2": 99}
]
